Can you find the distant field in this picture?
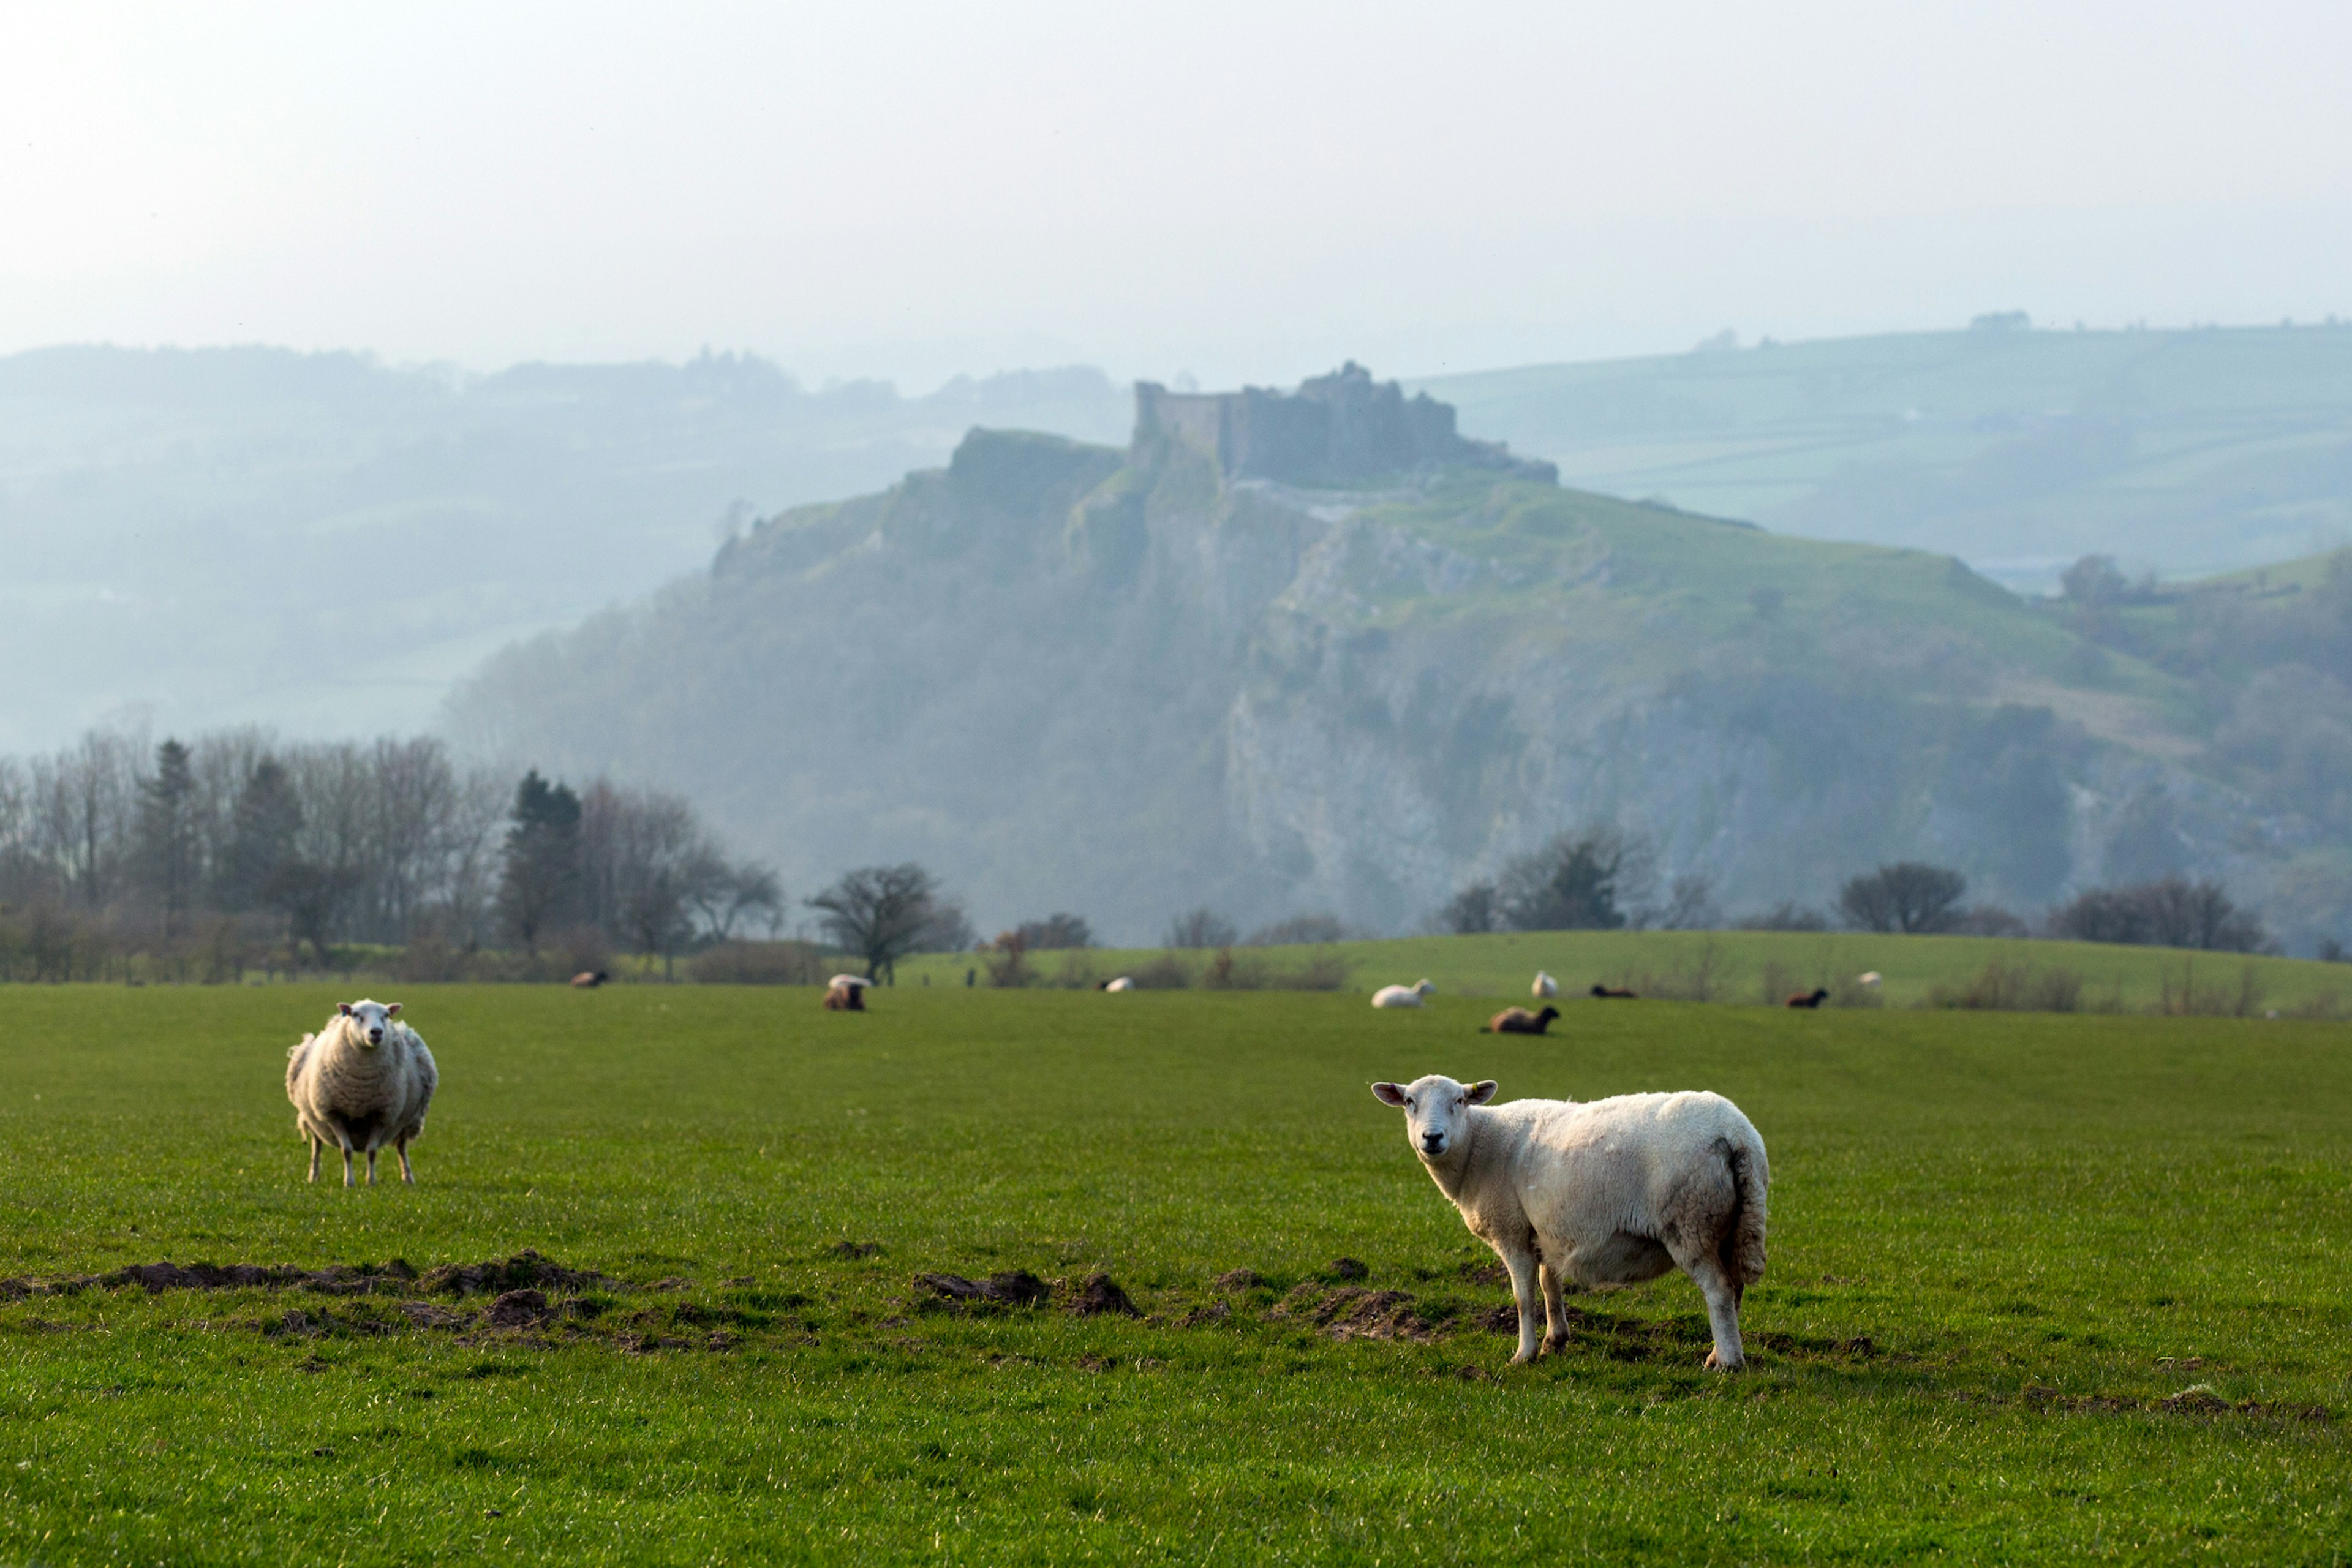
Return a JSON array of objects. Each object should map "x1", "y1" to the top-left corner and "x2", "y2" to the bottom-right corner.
[
  {"x1": 898, "y1": 928, "x2": 2352, "y2": 1015},
  {"x1": 0, "y1": 984, "x2": 2346, "y2": 1562}
]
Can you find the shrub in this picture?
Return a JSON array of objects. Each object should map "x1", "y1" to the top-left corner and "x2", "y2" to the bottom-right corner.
[
  {"x1": 1129, "y1": 953, "x2": 1194, "y2": 989},
  {"x1": 1736, "y1": 902, "x2": 1829, "y2": 932},
  {"x1": 1928, "y1": 961, "x2": 2082, "y2": 1012},
  {"x1": 2049, "y1": 876, "x2": 2266, "y2": 952},
  {"x1": 1012, "y1": 913, "x2": 1091, "y2": 950},
  {"x1": 983, "y1": 931, "x2": 1035, "y2": 987},
  {"x1": 1246, "y1": 913, "x2": 1351, "y2": 946},
  {"x1": 691, "y1": 940, "x2": 835, "y2": 985},
  {"x1": 1436, "y1": 883, "x2": 1498, "y2": 935}
]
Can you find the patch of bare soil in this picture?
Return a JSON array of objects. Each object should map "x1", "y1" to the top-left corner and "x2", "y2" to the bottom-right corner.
[
  {"x1": 1, "y1": 1261, "x2": 421, "y2": 1298},
  {"x1": 420, "y1": 1251, "x2": 620, "y2": 1297},
  {"x1": 1066, "y1": 1273, "x2": 1139, "y2": 1317},
  {"x1": 1212, "y1": 1268, "x2": 1265, "y2": 1292},
  {"x1": 914, "y1": 1271, "x2": 1052, "y2": 1308},
  {"x1": 483, "y1": 1289, "x2": 554, "y2": 1329},
  {"x1": 1273, "y1": 1283, "x2": 1434, "y2": 1342}
]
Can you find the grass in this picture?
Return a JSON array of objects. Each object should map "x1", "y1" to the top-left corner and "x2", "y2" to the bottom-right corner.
[
  {"x1": 1, "y1": 982, "x2": 2347, "y2": 1562},
  {"x1": 899, "y1": 927, "x2": 2352, "y2": 1014}
]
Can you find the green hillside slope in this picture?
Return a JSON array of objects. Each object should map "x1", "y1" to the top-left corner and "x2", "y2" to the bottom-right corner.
[{"x1": 1415, "y1": 323, "x2": 2352, "y2": 589}]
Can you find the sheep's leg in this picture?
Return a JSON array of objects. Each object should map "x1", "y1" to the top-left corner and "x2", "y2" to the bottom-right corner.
[
  {"x1": 1496, "y1": 1237, "x2": 1544, "y2": 1365},
  {"x1": 1538, "y1": 1259, "x2": 1571, "y2": 1355},
  {"x1": 365, "y1": 1148, "x2": 379, "y2": 1186},
  {"x1": 396, "y1": 1138, "x2": 415, "y2": 1185},
  {"x1": 1679, "y1": 1253, "x2": 1746, "y2": 1371},
  {"x1": 307, "y1": 1137, "x2": 321, "y2": 1184},
  {"x1": 341, "y1": 1144, "x2": 355, "y2": 1188}
]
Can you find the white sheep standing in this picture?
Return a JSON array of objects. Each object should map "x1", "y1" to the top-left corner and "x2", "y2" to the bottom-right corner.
[
  {"x1": 1532, "y1": 970, "x2": 1559, "y2": 999},
  {"x1": 1370, "y1": 979, "x2": 1435, "y2": 1009},
  {"x1": 286, "y1": 1000, "x2": 439, "y2": 1187},
  {"x1": 1370, "y1": 1074, "x2": 1769, "y2": 1370}
]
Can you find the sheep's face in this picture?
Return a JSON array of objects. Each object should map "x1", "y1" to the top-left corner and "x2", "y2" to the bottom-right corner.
[
  {"x1": 1370, "y1": 1074, "x2": 1497, "y2": 1161},
  {"x1": 337, "y1": 999, "x2": 402, "y2": 1048}
]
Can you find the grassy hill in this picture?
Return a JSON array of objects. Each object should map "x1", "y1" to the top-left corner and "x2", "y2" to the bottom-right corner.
[{"x1": 1415, "y1": 323, "x2": 2352, "y2": 591}]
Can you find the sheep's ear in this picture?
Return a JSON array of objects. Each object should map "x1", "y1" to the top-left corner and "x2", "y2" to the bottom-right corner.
[
  {"x1": 385, "y1": 1003, "x2": 401, "y2": 1017},
  {"x1": 338, "y1": 1003, "x2": 353, "y2": 1016},
  {"x1": 1466, "y1": 1080, "x2": 1499, "y2": 1104},
  {"x1": 1371, "y1": 1082, "x2": 1409, "y2": 1107}
]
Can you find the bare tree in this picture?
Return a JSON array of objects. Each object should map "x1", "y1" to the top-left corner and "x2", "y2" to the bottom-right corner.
[
  {"x1": 809, "y1": 863, "x2": 948, "y2": 983},
  {"x1": 1839, "y1": 863, "x2": 1967, "y2": 933},
  {"x1": 1165, "y1": 907, "x2": 1237, "y2": 949},
  {"x1": 1657, "y1": 872, "x2": 1722, "y2": 931},
  {"x1": 1498, "y1": 827, "x2": 1651, "y2": 932}
]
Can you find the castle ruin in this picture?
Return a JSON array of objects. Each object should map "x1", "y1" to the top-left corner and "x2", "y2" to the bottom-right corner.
[{"x1": 1130, "y1": 362, "x2": 1557, "y2": 488}]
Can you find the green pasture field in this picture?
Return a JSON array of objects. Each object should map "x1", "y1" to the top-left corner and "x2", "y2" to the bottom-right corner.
[
  {"x1": 898, "y1": 928, "x2": 2352, "y2": 1016},
  {"x1": 0, "y1": 984, "x2": 2346, "y2": 1563}
]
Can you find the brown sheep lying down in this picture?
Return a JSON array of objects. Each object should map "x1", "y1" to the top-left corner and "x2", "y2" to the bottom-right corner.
[
  {"x1": 1484, "y1": 1005, "x2": 1561, "y2": 1035},
  {"x1": 1785, "y1": 987, "x2": 1830, "y2": 1009},
  {"x1": 823, "y1": 982, "x2": 865, "y2": 1011}
]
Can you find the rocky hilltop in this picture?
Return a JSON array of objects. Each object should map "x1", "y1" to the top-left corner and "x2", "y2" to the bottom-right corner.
[{"x1": 448, "y1": 366, "x2": 2337, "y2": 944}]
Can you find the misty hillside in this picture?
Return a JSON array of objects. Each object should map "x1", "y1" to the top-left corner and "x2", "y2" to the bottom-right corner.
[
  {"x1": 445, "y1": 366, "x2": 2352, "y2": 949},
  {"x1": 1418, "y1": 320, "x2": 2352, "y2": 592},
  {"x1": 0, "y1": 345, "x2": 1127, "y2": 750},
  {"x1": 14, "y1": 323, "x2": 2352, "y2": 758}
]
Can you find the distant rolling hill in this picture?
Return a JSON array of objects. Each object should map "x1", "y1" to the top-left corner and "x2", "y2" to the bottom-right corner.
[
  {"x1": 1415, "y1": 321, "x2": 2352, "y2": 592},
  {"x1": 447, "y1": 367, "x2": 2352, "y2": 949},
  {"x1": 0, "y1": 345, "x2": 1127, "y2": 750}
]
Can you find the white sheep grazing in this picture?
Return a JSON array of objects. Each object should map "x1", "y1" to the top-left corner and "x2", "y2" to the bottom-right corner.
[
  {"x1": 285, "y1": 1000, "x2": 439, "y2": 1187},
  {"x1": 1370, "y1": 1074, "x2": 1769, "y2": 1370},
  {"x1": 826, "y1": 973, "x2": 875, "y2": 990},
  {"x1": 1532, "y1": 970, "x2": 1559, "y2": 999},
  {"x1": 1371, "y1": 979, "x2": 1435, "y2": 1009},
  {"x1": 1103, "y1": 976, "x2": 1136, "y2": 992}
]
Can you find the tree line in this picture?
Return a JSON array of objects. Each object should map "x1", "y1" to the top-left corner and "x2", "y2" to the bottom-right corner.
[
  {"x1": 0, "y1": 728, "x2": 783, "y2": 978},
  {"x1": 1430, "y1": 831, "x2": 2275, "y2": 954}
]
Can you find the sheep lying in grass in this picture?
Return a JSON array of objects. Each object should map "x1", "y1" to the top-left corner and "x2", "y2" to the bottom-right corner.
[
  {"x1": 286, "y1": 1000, "x2": 438, "y2": 1187},
  {"x1": 1484, "y1": 1005, "x2": 1560, "y2": 1035},
  {"x1": 1370, "y1": 1074, "x2": 1769, "y2": 1370},
  {"x1": 1371, "y1": 979, "x2": 1435, "y2": 1008},
  {"x1": 1532, "y1": 971, "x2": 1559, "y2": 999}
]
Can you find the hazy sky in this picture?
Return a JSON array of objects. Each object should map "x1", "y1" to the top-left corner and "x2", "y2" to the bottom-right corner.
[{"x1": 6, "y1": 0, "x2": 2350, "y2": 388}]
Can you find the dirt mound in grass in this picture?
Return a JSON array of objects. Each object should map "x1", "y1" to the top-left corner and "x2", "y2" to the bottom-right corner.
[
  {"x1": 1, "y1": 1259, "x2": 423, "y2": 1298},
  {"x1": 914, "y1": 1270, "x2": 1052, "y2": 1307},
  {"x1": 1274, "y1": 1283, "x2": 1434, "y2": 1342},
  {"x1": 1212, "y1": 1268, "x2": 1265, "y2": 1292},
  {"x1": 419, "y1": 1251, "x2": 619, "y2": 1297},
  {"x1": 483, "y1": 1289, "x2": 554, "y2": 1329},
  {"x1": 1067, "y1": 1273, "x2": 1140, "y2": 1317}
]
